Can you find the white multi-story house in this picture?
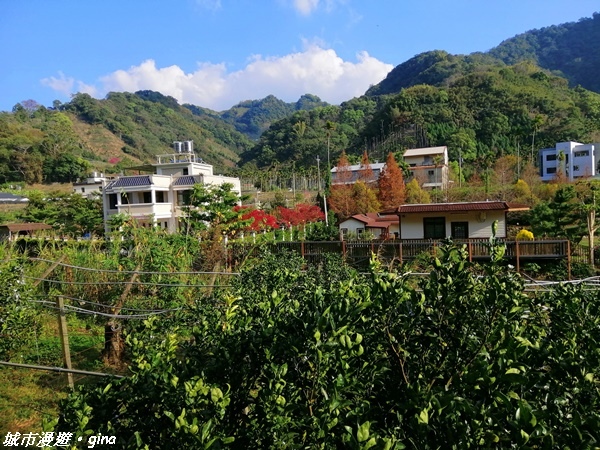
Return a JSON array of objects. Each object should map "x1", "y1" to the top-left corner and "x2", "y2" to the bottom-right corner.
[
  {"x1": 539, "y1": 141, "x2": 600, "y2": 182},
  {"x1": 73, "y1": 172, "x2": 111, "y2": 198},
  {"x1": 403, "y1": 146, "x2": 449, "y2": 190},
  {"x1": 102, "y1": 141, "x2": 241, "y2": 233}
]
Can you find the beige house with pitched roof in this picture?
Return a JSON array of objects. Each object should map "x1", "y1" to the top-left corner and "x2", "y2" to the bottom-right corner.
[{"x1": 403, "y1": 146, "x2": 449, "y2": 190}]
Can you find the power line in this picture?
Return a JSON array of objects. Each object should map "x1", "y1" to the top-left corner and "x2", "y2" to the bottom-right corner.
[
  {"x1": 31, "y1": 300, "x2": 182, "y2": 319},
  {"x1": 24, "y1": 275, "x2": 232, "y2": 288},
  {"x1": 0, "y1": 360, "x2": 124, "y2": 379},
  {"x1": 58, "y1": 295, "x2": 186, "y2": 312},
  {"x1": 25, "y1": 257, "x2": 240, "y2": 276}
]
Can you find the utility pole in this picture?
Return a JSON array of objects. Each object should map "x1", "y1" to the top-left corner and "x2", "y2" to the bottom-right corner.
[
  {"x1": 317, "y1": 156, "x2": 329, "y2": 225},
  {"x1": 56, "y1": 296, "x2": 74, "y2": 389}
]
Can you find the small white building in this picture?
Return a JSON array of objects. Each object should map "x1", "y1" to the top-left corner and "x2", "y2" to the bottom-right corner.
[
  {"x1": 338, "y1": 213, "x2": 399, "y2": 240},
  {"x1": 403, "y1": 146, "x2": 449, "y2": 190},
  {"x1": 102, "y1": 141, "x2": 241, "y2": 233},
  {"x1": 73, "y1": 172, "x2": 111, "y2": 198},
  {"x1": 539, "y1": 141, "x2": 600, "y2": 182}
]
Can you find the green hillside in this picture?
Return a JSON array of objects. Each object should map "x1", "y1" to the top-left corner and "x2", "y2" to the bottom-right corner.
[
  {"x1": 488, "y1": 12, "x2": 600, "y2": 93},
  {"x1": 186, "y1": 94, "x2": 329, "y2": 141},
  {"x1": 242, "y1": 62, "x2": 600, "y2": 179}
]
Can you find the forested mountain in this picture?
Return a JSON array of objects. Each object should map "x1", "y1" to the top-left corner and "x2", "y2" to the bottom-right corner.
[
  {"x1": 243, "y1": 12, "x2": 600, "y2": 172},
  {"x1": 366, "y1": 12, "x2": 600, "y2": 97},
  {"x1": 187, "y1": 94, "x2": 329, "y2": 141},
  {"x1": 364, "y1": 51, "x2": 502, "y2": 97},
  {"x1": 242, "y1": 61, "x2": 600, "y2": 181},
  {"x1": 488, "y1": 12, "x2": 600, "y2": 93},
  {"x1": 1, "y1": 12, "x2": 599, "y2": 186},
  {"x1": 0, "y1": 91, "x2": 254, "y2": 184}
]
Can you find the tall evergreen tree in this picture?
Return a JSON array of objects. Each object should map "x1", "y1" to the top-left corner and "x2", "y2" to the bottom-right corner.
[{"x1": 377, "y1": 152, "x2": 406, "y2": 211}]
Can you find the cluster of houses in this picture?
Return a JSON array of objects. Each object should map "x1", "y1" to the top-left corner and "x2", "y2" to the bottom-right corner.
[{"x1": 1, "y1": 140, "x2": 598, "y2": 245}]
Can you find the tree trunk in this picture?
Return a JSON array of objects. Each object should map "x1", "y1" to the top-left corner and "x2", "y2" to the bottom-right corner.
[
  {"x1": 102, "y1": 264, "x2": 140, "y2": 367},
  {"x1": 587, "y1": 209, "x2": 596, "y2": 267},
  {"x1": 103, "y1": 321, "x2": 124, "y2": 367}
]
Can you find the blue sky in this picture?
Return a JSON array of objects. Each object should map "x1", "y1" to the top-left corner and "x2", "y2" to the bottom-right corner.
[{"x1": 1, "y1": 0, "x2": 597, "y2": 113}]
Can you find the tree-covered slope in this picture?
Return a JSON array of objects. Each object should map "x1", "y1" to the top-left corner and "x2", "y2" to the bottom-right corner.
[
  {"x1": 488, "y1": 12, "x2": 600, "y2": 93},
  {"x1": 64, "y1": 91, "x2": 251, "y2": 170},
  {"x1": 0, "y1": 90, "x2": 256, "y2": 185},
  {"x1": 187, "y1": 94, "x2": 329, "y2": 141},
  {"x1": 243, "y1": 62, "x2": 600, "y2": 177},
  {"x1": 367, "y1": 13, "x2": 600, "y2": 99},
  {"x1": 365, "y1": 51, "x2": 501, "y2": 97}
]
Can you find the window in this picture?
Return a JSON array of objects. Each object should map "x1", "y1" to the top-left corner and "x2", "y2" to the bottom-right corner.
[
  {"x1": 423, "y1": 217, "x2": 445, "y2": 239},
  {"x1": 357, "y1": 228, "x2": 365, "y2": 237},
  {"x1": 143, "y1": 192, "x2": 152, "y2": 203},
  {"x1": 177, "y1": 190, "x2": 192, "y2": 206},
  {"x1": 574, "y1": 151, "x2": 589, "y2": 158},
  {"x1": 156, "y1": 191, "x2": 166, "y2": 203},
  {"x1": 108, "y1": 194, "x2": 117, "y2": 209},
  {"x1": 546, "y1": 154, "x2": 557, "y2": 161},
  {"x1": 81, "y1": 187, "x2": 85, "y2": 193},
  {"x1": 120, "y1": 193, "x2": 129, "y2": 205},
  {"x1": 183, "y1": 168, "x2": 189, "y2": 175},
  {"x1": 451, "y1": 222, "x2": 469, "y2": 239},
  {"x1": 340, "y1": 228, "x2": 348, "y2": 239},
  {"x1": 428, "y1": 170, "x2": 435, "y2": 176},
  {"x1": 546, "y1": 167, "x2": 557, "y2": 174},
  {"x1": 573, "y1": 166, "x2": 580, "y2": 172}
]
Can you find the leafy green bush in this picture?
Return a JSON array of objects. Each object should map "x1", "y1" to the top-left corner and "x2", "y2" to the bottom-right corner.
[
  {"x1": 0, "y1": 262, "x2": 40, "y2": 361},
  {"x1": 54, "y1": 244, "x2": 600, "y2": 448}
]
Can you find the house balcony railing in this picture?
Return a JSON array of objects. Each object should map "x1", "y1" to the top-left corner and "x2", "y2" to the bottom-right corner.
[{"x1": 113, "y1": 203, "x2": 174, "y2": 217}]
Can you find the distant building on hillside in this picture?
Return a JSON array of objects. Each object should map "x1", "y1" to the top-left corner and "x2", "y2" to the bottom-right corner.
[
  {"x1": 101, "y1": 141, "x2": 241, "y2": 233},
  {"x1": 330, "y1": 146, "x2": 449, "y2": 190},
  {"x1": 539, "y1": 141, "x2": 600, "y2": 182},
  {"x1": 73, "y1": 172, "x2": 111, "y2": 198},
  {"x1": 403, "y1": 146, "x2": 449, "y2": 190},
  {"x1": 331, "y1": 162, "x2": 385, "y2": 185}
]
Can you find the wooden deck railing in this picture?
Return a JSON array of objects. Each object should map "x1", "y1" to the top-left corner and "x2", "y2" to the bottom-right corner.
[{"x1": 230, "y1": 238, "x2": 571, "y2": 272}]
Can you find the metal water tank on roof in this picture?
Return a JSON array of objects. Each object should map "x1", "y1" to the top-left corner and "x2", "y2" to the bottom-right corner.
[
  {"x1": 183, "y1": 140, "x2": 194, "y2": 153},
  {"x1": 173, "y1": 141, "x2": 183, "y2": 153}
]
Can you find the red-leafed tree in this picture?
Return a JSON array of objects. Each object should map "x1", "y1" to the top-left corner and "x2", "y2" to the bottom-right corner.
[
  {"x1": 329, "y1": 151, "x2": 355, "y2": 219},
  {"x1": 377, "y1": 152, "x2": 406, "y2": 211},
  {"x1": 234, "y1": 206, "x2": 279, "y2": 231},
  {"x1": 357, "y1": 150, "x2": 375, "y2": 185},
  {"x1": 275, "y1": 204, "x2": 325, "y2": 227}
]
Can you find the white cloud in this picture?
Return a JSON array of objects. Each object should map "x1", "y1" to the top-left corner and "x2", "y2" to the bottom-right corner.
[
  {"x1": 290, "y1": 0, "x2": 347, "y2": 15},
  {"x1": 54, "y1": 45, "x2": 393, "y2": 111},
  {"x1": 41, "y1": 72, "x2": 74, "y2": 96},
  {"x1": 41, "y1": 72, "x2": 98, "y2": 98},
  {"x1": 195, "y1": 0, "x2": 221, "y2": 12},
  {"x1": 293, "y1": 0, "x2": 319, "y2": 15}
]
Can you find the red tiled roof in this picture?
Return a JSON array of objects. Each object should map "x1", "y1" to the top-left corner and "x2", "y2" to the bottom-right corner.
[
  {"x1": 347, "y1": 214, "x2": 393, "y2": 229},
  {"x1": 392, "y1": 201, "x2": 529, "y2": 214}
]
